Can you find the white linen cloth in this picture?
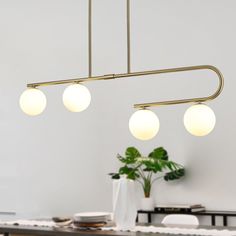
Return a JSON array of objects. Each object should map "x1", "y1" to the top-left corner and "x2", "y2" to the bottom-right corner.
[
  {"x1": 1, "y1": 220, "x2": 236, "y2": 236},
  {"x1": 0, "y1": 219, "x2": 55, "y2": 227},
  {"x1": 102, "y1": 225, "x2": 236, "y2": 236}
]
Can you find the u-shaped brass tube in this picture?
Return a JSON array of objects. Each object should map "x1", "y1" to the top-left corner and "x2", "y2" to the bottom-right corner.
[
  {"x1": 128, "y1": 65, "x2": 224, "y2": 108},
  {"x1": 27, "y1": 64, "x2": 224, "y2": 109}
]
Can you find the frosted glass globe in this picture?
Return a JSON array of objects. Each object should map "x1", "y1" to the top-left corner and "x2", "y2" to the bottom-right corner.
[
  {"x1": 19, "y1": 88, "x2": 47, "y2": 116},
  {"x1": 63, "y1": 84, "x2": 91, "y2": 112},
  {"x1": 184, "y1": 103, "x2": 216, "y2": 136},
  {"x1": 129, "y1": 109, "x2": 160, "y2": 140}
]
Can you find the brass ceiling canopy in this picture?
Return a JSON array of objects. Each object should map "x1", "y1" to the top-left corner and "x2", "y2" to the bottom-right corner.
[{"x1": 20, "y1": 0, "x2": 224, "y2": 140}]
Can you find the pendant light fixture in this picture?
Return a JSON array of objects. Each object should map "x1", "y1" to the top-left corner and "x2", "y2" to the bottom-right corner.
[
  {"x1": 19, "y1": 88, "x2": 47, "y2": 116},
  {"x1": 19, "y1": 0, "x2": 224, "y2": 139},
  {"x1": 129, "y1": 109, "x2": 160, "y2": 140},
  {"x1": 63, "y1": 84, "x2": 91, "y2": 112},
  {"x1": 183, "y1": 103, "x2": 216, "y2": 136}
]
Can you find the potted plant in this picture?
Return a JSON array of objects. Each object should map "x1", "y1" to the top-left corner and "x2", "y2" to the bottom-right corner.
[{"x1": 110, "y1": 147, "x2": 185, "y2": 210}]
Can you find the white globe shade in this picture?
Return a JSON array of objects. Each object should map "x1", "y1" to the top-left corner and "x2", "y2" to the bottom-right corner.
[
  {"x1": 184, "y1": 103, "x2": 216, "y2": 136},
  {"x1": 19, "y1": 88, "x2": 47, "y2": 116},
  {"x1": 63, "y1": 84, "x2": 91, "y2": 112},
  {"x1": 129, "y1": 109, "x2": 160, "y2": 140}
]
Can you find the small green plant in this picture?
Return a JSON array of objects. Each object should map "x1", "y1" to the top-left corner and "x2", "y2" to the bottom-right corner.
[{"x1": 110, "y1": 147, "x2": 185, "y2": 198}]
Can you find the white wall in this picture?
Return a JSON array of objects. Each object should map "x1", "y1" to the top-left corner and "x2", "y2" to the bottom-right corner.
[{"x1": 0, "y1": 0, "x2": 235, "y2": 225}]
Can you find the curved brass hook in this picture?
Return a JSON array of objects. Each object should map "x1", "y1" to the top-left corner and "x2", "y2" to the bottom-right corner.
[{"x1": 127, "y1": 65, "x2": 224, "y2": 109}]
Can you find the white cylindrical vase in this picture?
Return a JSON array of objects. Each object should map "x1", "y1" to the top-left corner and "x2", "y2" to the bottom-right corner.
[
  {"x1": 113, "y1": 176, "x2": 137, "y2": 230},
  {"x1": 140, "y1": 197, "x2": 154, "y2": 211}
]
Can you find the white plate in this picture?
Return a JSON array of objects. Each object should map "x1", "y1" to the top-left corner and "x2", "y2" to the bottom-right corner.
[
  {"x1": 73, "y1": 212, "x2": 111, "y2": 222},
  {"x1": 74, "y1": 212, "x2": 111, "y2": 218}
]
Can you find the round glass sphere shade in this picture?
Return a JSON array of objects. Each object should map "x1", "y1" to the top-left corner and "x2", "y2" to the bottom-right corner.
[
  {"x1": 63, "y1": 84, "x2": 91, "y2": 112},
  {"x1": 129, "y1": 109, "x2": 160, "y2": 140},
  {"x1": 19, "y1": 88, "x2": 47, "y2": 116},
  {"x1": 184, "y1": 103, "x2": 216, "y2": 136}
]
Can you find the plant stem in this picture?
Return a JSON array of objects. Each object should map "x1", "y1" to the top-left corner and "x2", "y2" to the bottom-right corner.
[
  {"x1": 137, "y1": 170, "x2": 145, "y2": 180},
  {"x1": 136, "y1": 179, "x2": 144, "y2": 187},
  {"x1": 139, "y1": 167, "x2": 146, "y2": 179},
  {"x1": 151, "y1": 175, "x2": 165, "y2": 184},
  {"x1": 143, "y1": 178, "x2": 151, "y2": 198}
]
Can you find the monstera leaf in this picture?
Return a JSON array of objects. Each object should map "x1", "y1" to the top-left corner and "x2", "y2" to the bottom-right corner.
[
  {"x1": 109, "y1": 164, "x2": 140, "y2": 180},
  {"x1": 117, "y1": 147, "x2": 141, "y2": 165},
  {"x1": 125, "y1": 147, "x2": 141, "y2": 163},
  {"x1": 109, "y1": 173, "x2": 120, "y2": 179},
  {"x1": 142, "y1": 159, "x2": 162, "y2": 173},
  {"x1": 164, "y1": 168, "x2": 185, "y2": 181},
  {"x1": 148, "y1": 147, "x2": 168, "y2": 160}
]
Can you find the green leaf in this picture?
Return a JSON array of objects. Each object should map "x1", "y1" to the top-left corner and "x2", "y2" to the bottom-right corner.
[
  {"x1": 119, "y1": 147, "x2": 141, "y2": 164},
  {"x1": 127, "y1": 171, "x2": 140, "y2": 180},
  {"x1": 126, "y1": 147, "x2": 141, "y2": 158},
  {"x1": 117, "y1": 147, "x2": 140, "y2": 165},
  {"x1": 142, "y1": 158, "x2": 163, "y2": 173},
  {"x1": 148, "y1": 147, "x2": 168, "y2": 160},
  {"x1": 119, "y1": 166, "x2": 132, "y2": 174},
  {"x1": 117, "y1": 154, "x2": 127, "y2": 163},
  {"x1": 108, "y1": 173, "x2": 120, "y2": 179},
  {"x1": 164, "y1": 168, "x2": 185, "y2": 181},
  {"x1": 118, "y1": 165, "x2": 140, "y2": 180},
  {"x1": 166, "y1": 161, "x2": 175, "y2": 171}
]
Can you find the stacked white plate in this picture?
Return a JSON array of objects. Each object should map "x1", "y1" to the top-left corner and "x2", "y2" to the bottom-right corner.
[{"x1": 73, "y1": 212, "x2": 111, "y2": 227}]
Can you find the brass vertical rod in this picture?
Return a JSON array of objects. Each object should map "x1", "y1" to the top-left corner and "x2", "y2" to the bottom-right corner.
[
  {"x1": 88, "y1": 0, "x2": 92, "y2": 77},
  {"x1": 127, "y1": 0, "x2": 131, "y2": 73}
]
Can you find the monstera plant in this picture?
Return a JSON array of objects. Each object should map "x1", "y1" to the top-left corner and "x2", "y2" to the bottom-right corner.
[{"x1": 110, "y1": 147, "x2": 185, "y2": 199}]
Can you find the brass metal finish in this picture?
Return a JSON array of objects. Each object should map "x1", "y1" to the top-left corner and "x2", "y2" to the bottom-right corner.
[
  {"x1": 127, "y1": 0, "x2": 131, "y2": 73},
  {"x1": 133, "y1": 65, "x2": 224, "y2": 108},
  {"x1": 27, "y1": 65, "x2": 224, "y2": 108},
  {"x1": 88, "y1": 0, "x2": 92, "y2": 77},
  {"x1": 25, "y1": 0, "x2": 224, "y2": 109}
]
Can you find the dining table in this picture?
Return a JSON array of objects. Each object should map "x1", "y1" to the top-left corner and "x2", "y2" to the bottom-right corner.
[{"x1": 0, "y1": 222, "x2": 236, "y2": 236}]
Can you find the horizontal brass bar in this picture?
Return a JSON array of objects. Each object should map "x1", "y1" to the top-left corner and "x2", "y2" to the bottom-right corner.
[
  {"x1": 27, "y1": 64, "x2": 224, "y2": 108},
  {"x1": 27, "y1": 74, "x2": 116, "y2": 87}
]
